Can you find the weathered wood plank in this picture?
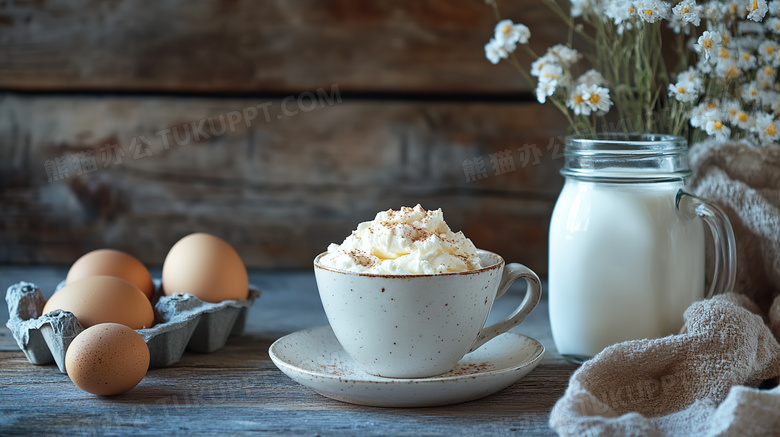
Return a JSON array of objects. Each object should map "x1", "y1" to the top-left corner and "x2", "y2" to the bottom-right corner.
[
  {"x1": 0, "y1": 345, "x2": 572, "y2": 436},
  {"x1": 0, "y1": 0, "x2": 566, "y2": 93},
  {"x1": 0, "y1": 94, "x2": 566, "y2": 272},
  {"x1": 0, "y1": 267, "x2": 576, "y2": 436}
]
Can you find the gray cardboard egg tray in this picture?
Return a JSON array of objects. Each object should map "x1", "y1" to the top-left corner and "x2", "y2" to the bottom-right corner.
[{"x1": 5, "y1": 279, "x2": 260, "y2": 373}]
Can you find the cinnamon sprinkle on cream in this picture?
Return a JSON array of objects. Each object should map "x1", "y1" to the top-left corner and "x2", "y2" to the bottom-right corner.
[{"x1": 320, "y1": 205, "x2": 483, "y2": 275}]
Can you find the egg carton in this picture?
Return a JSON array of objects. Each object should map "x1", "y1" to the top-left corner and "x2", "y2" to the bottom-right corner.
[{"x1": 5, "y1": 279, "x2": 260, "y2": 373}]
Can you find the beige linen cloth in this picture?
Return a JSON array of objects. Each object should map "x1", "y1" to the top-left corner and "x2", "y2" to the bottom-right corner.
[{"x1": 549, "y1": 141, "x2": 780, "y2": 436}]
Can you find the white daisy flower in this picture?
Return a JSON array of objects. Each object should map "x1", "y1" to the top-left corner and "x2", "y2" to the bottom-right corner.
[
  {"x1": 582, "y1": 84, "x2": 613, "y2": 114},
  {"x1": 538, "y1": 64, "x2": 564, "y2": 83},
  {"x1": 576, "y1": 69, "x2": 608, "y2": 87},
  {"x1": 536, "y1": 80, "x2": 558, "y2": 104},
  {"x1": 484, "y1": 38, "x2": 509, "y2": 64},
  {"x1": 736, "y1": 110, "x2": 754, "y2": 130},
  {"x1": 714, "y1": 46, "x2": 740, "y2": 78},
  {"x1": 716, "y1": 59, "x2": 741, "y2": 79},
  {"x1": 493, "y1": 19, "x2": 531, "y2": 46},
  {"x1": 722, "y1": 100, "x2": 752, "y2": 130},
  {"x1": 535, "y1": 64, "x2": 565, "y2": 105},
  {"x1": 634, "y1": 0, "x2": 671, "y2": 23},
  {"x1": 690, "y1": 101, "x2": 719, "y2": 127},
  {"x1": 754, "y1": 112, "x2": 779, "y2": 143},
  {"x1": 766, "y1": 17, "x2": 780, "y2": 33},
  {"x1": 605, "y1": 0, "x2": 637, "y2": 34},
  {"x1": 716, "y1": 46, "x2": 733, "y2": 63},
  {"x1": 723, "y1": 100, "x2": 742, "y2": 123},
  {"x1": 762, "y1": 64, "x2": 777, "y2": 77},
  {"x1": 737, "y1": 50, "x2": 758, "y2": 69},
  {"x1": 676, "y1": 68, "x2": 705, "y2": 95},
  {"x1": 530, "y1": 54, "x2": 556, "y2": 77},
  {"x1": 696, "y1": 31, "x2": 722, "y2": 60},
  {"x1": 673, "y1": 0, "x2": 702, "y2": 26},
  {"x1": 677, "y1": 67, "x2": 703, "y2": 85},
  {"x1": 567, "y1": 83, "x2": 593, "y2": 116},
  {"x1": 758, "y1": 41, "x2": 780, "y2": 66},
  {"x1": 704, "y1": 111, "x2": 732, "y2": 140},
  {"x1": 549, "y1": 44, "x2": 580, "y2": 66},
  {"x1": 668, "y1": 80, "x2": 700, "y2": 103},
  {"x1": 758, "y1": 65, "x2": 777, "y2": 87},
  {"x1": 746, "y1": 0, "x2": 769, "y2": 22},
  {"x1": 689, "y1": 104, "x2": 706, "y2": 128},
  {"x1": 741, "y1": 81, "x2": 762, "y2": 103}
]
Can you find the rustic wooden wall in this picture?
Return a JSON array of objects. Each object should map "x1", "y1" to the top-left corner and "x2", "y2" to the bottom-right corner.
[{"x1": 0, "y1": 0, "x2": 568, "y2": 274}]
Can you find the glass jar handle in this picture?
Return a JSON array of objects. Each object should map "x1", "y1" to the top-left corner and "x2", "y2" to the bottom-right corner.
[{"x1": 676, "y1": 191, "x2": 737, "y2": 298}]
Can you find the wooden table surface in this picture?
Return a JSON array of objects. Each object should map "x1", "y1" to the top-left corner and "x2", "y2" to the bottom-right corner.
[{"x1": 0, "y1": 266, "x2": 577, "y2": 436}]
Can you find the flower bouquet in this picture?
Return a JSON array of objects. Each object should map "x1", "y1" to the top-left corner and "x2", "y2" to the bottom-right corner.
[{"x1": 484, "y1": 0, "x2": 780, "y2": 145}]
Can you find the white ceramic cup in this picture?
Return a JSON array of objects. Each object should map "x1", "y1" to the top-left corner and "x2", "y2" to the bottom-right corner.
[{"x1": 314, "y1": 249, "x2": 542, "y2": 378}]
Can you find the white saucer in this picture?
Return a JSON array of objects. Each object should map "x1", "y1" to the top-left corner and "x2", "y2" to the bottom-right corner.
[{"x1": 269, "y1": 325, "x2": 545, "y2": 407}]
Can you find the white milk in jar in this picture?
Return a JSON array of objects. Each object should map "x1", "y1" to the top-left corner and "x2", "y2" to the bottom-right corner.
[{"x1": 548, "y1": 134, "x2": 736, "y2": 363}]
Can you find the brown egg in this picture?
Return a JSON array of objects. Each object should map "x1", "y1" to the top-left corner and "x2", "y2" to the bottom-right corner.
[
  {"x1": 162, "y1": 233, "x2": 249, "y2": 303},
  {"x1": 43, "y1": 276, "x2": 155, "y2": 329},
  {"x1": 67, "y1": 249, "x2": 154, "y2": 299},
  {"x1": 66, "y1": 323, "x2": 149, "y2": 396}
]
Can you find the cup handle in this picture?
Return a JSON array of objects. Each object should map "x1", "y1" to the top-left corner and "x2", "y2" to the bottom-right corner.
[
  {"x1": 676, "y1": 190, "x2": 737, "y2": 298},
  {"x1": 468, "y1": 263, "x2": 542, "y2": 353}
]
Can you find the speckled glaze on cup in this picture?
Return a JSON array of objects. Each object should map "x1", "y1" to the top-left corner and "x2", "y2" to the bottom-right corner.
[{"x1": 314, "y1": 249, "x2": 542, "y2": 378}]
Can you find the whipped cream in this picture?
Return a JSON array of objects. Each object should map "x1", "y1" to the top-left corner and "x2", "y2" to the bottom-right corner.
[{"x1": 319, "y1": 205, "x2": 483, "y2": 275}]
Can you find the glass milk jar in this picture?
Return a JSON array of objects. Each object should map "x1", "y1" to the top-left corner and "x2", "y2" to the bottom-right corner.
[{"x1": 548, "y1": 134, "x2": 736, "y2": 363}]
